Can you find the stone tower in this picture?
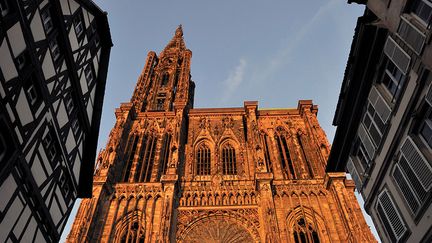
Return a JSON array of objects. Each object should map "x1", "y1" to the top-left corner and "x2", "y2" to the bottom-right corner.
[{"x1": 66, "y1": 26, "x2": 375, "y2": 242}]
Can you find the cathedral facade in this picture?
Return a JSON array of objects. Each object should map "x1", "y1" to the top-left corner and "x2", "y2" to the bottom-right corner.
[{"x1": 67, "y1": 26, "x2": 375, "y2": 243}]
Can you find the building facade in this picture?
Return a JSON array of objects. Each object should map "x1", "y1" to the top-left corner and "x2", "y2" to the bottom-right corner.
[
  {"x1": 327, "y1": 0, "x2": 432, "y2": 242},
  {"x1": 0, "y1": 0, "x2": 112, "y2": 241},
  {"x1": 67, "y1": 26, "x2": 374, "y2": 242}
]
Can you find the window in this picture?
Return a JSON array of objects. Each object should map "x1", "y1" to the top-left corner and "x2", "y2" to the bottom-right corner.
[
  {"x1": 43, "y1": 129, "x2": 58, "y2": 162},
  {"x1": 24, "y1": 75, "x2": 41, "y2": 107},
  {"x1": 41, "y1": 8, "x2": 53, "y2": 34},
  {"x1": 120, "y1": 222, "x2": 144, "y2": 243},
  {"x1": 161, "y1": 73, "x2": 169, "y2": 86},
  {"x1": 383, "y1": 37, "x2": 410, "y2": 75},
  {"x1": 71, "y1": 119, "x2": 81, "y2": 138},
  {"x1": 293, "y1": 218, "x2": 320, "y2": 243},
  {"x1": 397, "y1": 17, "x2": 426, "y2": 55},
  {"x1": 261, "y1": 133, "x2": 273, "y2": 173},
  {"x1": 16, "y1": 51, "x2": 28, "y2": 70},
  {"x1": 222, "y1": 143, "x2": 237, "y2": 175},
  {"x1": 49, "y1": 38, "x2": 60, "y2": 62},
  {"x1": 347, "y1": 157, "x2": 363, "y2": 192},
  {"x1": 380, "y1": 56, "x2": 406, "y2": 101},
  {"x1": 73, "y1": 13, "x2": 84, "y2": 38},
  {"x1": 360, "y1": 86, "x2": 392, "y2": 152},
  {"x1": 275, "y1": 132, "x2": 295, "y2": 179},
  {"x1": 135, "y1": 135, "x2": 156, "y2": 182},
  {"x1": 297, "y1": 134, "x2": 313, "y2": 177},
  {"x1": 412, "y1": 0, "x2": 432, "y2": 25},
  {"x1": 156, "y1": 98, "x2": 164, "y2": 111},
  {"x1": 196, "y1": 144, "x2": 211, "y2": 175},
  {"x1": 376, "y1": 189, "x2": 407, "y2": 242},
  {"x1": 65, "y1": 95, "x2": 74, "y2": 115},
  {"x1": 25, "y1": 83, "x2": 38, "y2": 105},
  {"x1": 159, "y1": 133, "x2": 171, "y2": 177},
  {"x1": 419, "y1": 106, "x2": 432, "y2": 149},
  {"x1": 123, "y1": 135, "x2": 139, "y2": 182},
  {"x1": 85, "y1": 64, "x2": 94, "y2": 84},
  {"x1": 0, "y1": 0, "x2": 10, "y2": 17}
]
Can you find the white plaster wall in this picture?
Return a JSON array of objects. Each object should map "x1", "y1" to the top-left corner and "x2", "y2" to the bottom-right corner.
[
  {"x1": 0, "y1": 39, "x2": 18, "y2": 81},
  {"x1": 42, "y1": 51, "x2": 56, "y2": 80},
  {"x1": 7, "y1": 23, "x2": 26, "y2": 58},
  {"x1": 30, "y1": 10, "x2": 45, "y2": 42},
  {"x1": 16, "y1": 89, "x2": 34, "y2": 126}
]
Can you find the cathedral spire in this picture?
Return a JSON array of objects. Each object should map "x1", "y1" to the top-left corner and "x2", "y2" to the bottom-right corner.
[{"x1": 162, "y1": 25, "x2": 186, "y2": 53}]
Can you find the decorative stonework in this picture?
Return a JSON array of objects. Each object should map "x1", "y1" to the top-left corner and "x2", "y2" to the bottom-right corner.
[{"x1": 66, "y1": 27, "x2": 376, "y2": 243}]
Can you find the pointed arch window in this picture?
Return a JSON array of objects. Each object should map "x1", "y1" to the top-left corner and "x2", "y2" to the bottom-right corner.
[
  {"x1": 135, "y1": 134, "x2": 157, "y2": 182},
  {"x1": 119, "y1": 222, "x2": 145, "y2": 243},
  {"x1": 159, "y1": 133, "x2": 172, "y2": 178},
  {"x1": 222, "y1": 143, "x2": 237, "y2": 175},
  {"x1": 123, "y1": 134, "x2": 139, "y2": 182},
  {"x1": 196, "y1": 144, "x2": 211, "y2": 175},
  {"x1": 261, "y1": 133, "x2": 273, "y2": 173},
  {"x1": 297, "y1": 133, "x2": 314, "y2": 178},
  {"x1": 293, "y1": 218, "x2": 320, "y2": 243},
  {"x1": 275, "y1": 132, "x2": 296, "y2": 179},
  {"x1": 161, "y1": 73, "x2": 169, "y2": 86}
]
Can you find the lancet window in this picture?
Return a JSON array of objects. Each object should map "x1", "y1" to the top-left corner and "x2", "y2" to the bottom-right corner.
[
  {"x1": 196, "y1": 143, "x2": 211, "y2": 175},
  {"x1": 161, "y1": 73, "x2": 169, "y2": 86},
  {"x1": 261, "y1": 133, "x2": 273, "y2": 173},
  {"x1": 135, "y1": 134, "x2": 157, "y2": 182},
  {"x1": 222, "y1": 143, "x2": 237, "y2": 175},
  {"x1": 159, "y1": 133, "x2": 171, "y2": 177},
  {"x1": 275, "y1": 130, "x2": 296, "y2": 179},
  {"x1": 297, "y1": 133, "x2": 314, "y2": 178},
  {"x1": 293, "y1": 218, "x2": 320, "y2": 243},
  {"x1": 123, "y1": 134, "x2": 139, "y2": 182}
]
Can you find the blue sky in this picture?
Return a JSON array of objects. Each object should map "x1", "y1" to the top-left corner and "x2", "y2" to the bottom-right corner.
[{"x1": 61, "y1": 1, "x2": 380, "y2": 241}]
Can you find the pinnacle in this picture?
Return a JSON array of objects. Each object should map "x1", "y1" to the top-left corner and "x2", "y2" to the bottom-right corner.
[{"x1": 162, "y1": 25, "x2": 186, "y2": 53}]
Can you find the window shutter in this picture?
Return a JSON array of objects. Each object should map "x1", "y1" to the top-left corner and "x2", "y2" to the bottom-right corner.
[
  {"x1": 400, "y1": 136, "x2": 432, "y2": 191},
  {"x1": 392, "y1": 165, "x2": 421, "y2": 213},
  {"x1": 358, "y1": 124, "x2": 376, "y2": 159},
  {"x1": 384, "y1": 37, "x2": 411, "y2": 74},
  {"x1": 347, "y1": 157, "x2": 362, "y2": 191},
  {"x1": 377, "y1": 189, "x2": 407, "y2": 242},
  {"x1": 369, "y1": 86, "x2": 392, "y2": 123},
  {"x1": 397, "y1": 17, "x2": 426, "y2": 55},
  {"x1": 426, "y1": 84, "x2": 432, "y2": 106}
]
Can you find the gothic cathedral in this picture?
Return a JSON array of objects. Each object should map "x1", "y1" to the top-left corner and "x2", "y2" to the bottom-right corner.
[{"x1": 67, "y1": 26, "x2": 375, "y2": 242}]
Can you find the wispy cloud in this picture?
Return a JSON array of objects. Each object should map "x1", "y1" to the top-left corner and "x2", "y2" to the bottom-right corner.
[
  {"x1": 221, "y1": 58, "x2": 247, "y2": 104},
  {"x1": 252, "y1": 0, "x2": 339, "y2": 82}
]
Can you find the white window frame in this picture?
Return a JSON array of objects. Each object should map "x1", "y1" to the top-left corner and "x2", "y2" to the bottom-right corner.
[
  {"x1": 412, "y1": 0, "x2": 432, "y2": 26},
  {"x1": 384, "y1": 37, "x2": 411, "y2": 74},
  {"x1": 397, "y1": 16, "x2": 426, "y2": 55}
]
